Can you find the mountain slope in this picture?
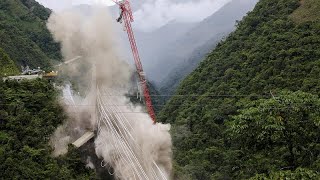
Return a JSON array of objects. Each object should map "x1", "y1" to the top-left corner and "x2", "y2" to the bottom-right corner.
[
  {"x1": 290, "y1": 0, "x2": 320, "y2": 23},
  {"x1": 133, "y1": 21, "x2": 197, "y2": 75},
  {"x1": 159, "y1": 0, "x2": 320, "y2": 179},
  {"x1": 151, "y1": 0, "x2": 259, "y2": 83},
  {"x1": 168, "y1": 0, "x2": 259, "y2": 56},
  {"x1": 0, "y1": 1, "x2": 98, "y2": 179},
  {"x1": 0, "y1": 79, "x2": 96, "y2": 179},
  {"x1": 0, "y1": 48, "x2": 19, "y2": 76},
  {"x1": 159, "y1": 32, "x2": 228, "y2": 98},
  {"x1": 0, "y1": 0, "x2": 61, "y2": 69}
]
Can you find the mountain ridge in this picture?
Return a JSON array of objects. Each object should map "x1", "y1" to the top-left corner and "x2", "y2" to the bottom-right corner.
[
  {"x1": 0, "y1": 0, "x2": 61, "y2": 70},
  {"x1": 149, "y1": 0, "x2": 259, "y2": 82},
  {"x1": 158, "y1": 0, "x2": 259, "y2": 95}
]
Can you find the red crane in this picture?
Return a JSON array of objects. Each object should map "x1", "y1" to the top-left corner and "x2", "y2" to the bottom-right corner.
[{"x1": 111, "y1": 0, "x2": 156, "y2": 123}]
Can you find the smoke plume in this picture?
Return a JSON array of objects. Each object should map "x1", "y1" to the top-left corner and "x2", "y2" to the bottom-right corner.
[{"x1": 47, "y1": 5, "x2": 172, "y2": 179}]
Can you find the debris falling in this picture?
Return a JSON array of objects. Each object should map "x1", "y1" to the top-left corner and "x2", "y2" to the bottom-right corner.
[{"x1": 47, "y1": 6, "x2": 172, "y2": 179}]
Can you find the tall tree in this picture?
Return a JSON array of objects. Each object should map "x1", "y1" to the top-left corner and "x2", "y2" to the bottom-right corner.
[{"x1": 229, "y1": 91, "x2": 320, "y2": 178}]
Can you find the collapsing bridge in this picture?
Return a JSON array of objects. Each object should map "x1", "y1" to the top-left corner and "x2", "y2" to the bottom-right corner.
[
  {"x1": 59, "y1": 0, "x2": 171, "y2": 178},
  {"x1": 67, "y1": 84, "x2": 169, "y2": 179},
  {"x1": 71, "y1": 0, "x2": 157, "y2": 147}
]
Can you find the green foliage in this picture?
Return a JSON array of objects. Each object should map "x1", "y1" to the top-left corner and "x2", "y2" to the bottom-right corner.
[
  {"x1": 0, "y1": 0, "x2": 61, "y2": 69},
  {"x1": 20, "y1": 0, "x2": 51, "y2": 20},
  {"x1": 148, "y1": 82, "x2": 165, "y2": 114},
  {"x1": 0, "y1": 79, "x2": 95, "y2": 179},
  {"x1": 0, "y1": 48, "x2": 19, "y2": 76},
  {"x1": 290, "y1": 0, "x2": 320, "y2": 23},
  {"x1": 251, "y1": 168, "x2": 320, "y2": 180},
  {"x1": 228, "y1": 91, "x2": 320, "y2": 179},
  {"x1": 159, "y1": 0, "x2": 320, "y2": 179},
  {"x1": 0, "y1": 0, "x2": 96, "y2": 178}
]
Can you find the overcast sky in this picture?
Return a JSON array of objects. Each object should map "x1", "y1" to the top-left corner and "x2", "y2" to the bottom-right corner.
[
  {"x1": 134, "y1": 0, "x2": 232, "y2": 31},
  {"x1": 36, "y1": 0, "x2": 114, "y2": 11},
  {"x1": 36, "y1": 0, "x2": 233, "y2": 31}
]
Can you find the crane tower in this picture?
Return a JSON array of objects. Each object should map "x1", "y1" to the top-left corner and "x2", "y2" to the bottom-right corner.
[{"x1": 111, "y1": 0, "x2": 156, "y2": 123}]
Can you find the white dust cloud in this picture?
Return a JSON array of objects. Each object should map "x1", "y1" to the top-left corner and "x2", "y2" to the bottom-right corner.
[{"x1": 47, "y1": 5, "x2": 172, "y2": 179}]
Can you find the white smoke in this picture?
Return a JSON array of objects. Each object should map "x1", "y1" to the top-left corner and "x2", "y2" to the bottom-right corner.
[
  {"x1": 47, "y1": 5, "x2": 172, "y2": 179},
  {"x1": 86, "y1": 156, "x2": 96, "y2": 169},
  {"x1": 94, "y1": 91, "x2": 172, "y2": 179},
  {"x1": 36, "y1": 0, "x2": 115, "y2": 11},
  {"x1": 50, "y1": 83, "x2": 95, "y2": 157},
  {"x1": 39, "y1": 0, "x2": 235, "y2": 31}
]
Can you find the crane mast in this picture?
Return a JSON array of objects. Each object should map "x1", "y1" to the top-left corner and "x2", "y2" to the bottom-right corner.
[{"x1": 112, "y1": 0, "x2": 156, "y2": 123}]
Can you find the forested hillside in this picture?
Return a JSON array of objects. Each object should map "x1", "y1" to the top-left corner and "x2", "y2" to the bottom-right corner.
[
  {"x1": 159, "y1": 0, "x2": 320, "y2": 179},
  {"x1": 0, "y1": 79, "x2": 95, "y2": 179},
  {"x1": 0, "y1": 0, "x2": 61, "y2": 69},
  {"x1": 0, "y1": 48, "x2": 19, "y2": 76},
  {"x1": 159, "y1": 0, "x2": 258, "y2": 97},
  {"x1": 0, "y1": 1, "x2": 98, "y2": 179},
  {"x1": 159, "y1": 33, "x2": 227, "y2": 99}
]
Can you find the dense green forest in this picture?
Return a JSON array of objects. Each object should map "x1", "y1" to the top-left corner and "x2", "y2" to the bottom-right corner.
[
  {"x1": 0, "y1": 0, "x2": 61, "y2": 69},
  {"x1": 159, "y1": 0, "x2": 320, "y2": 179},
  {"x1": 0, "y1": 1, "x2": 98, "y2": 179},
  {"x1": 0, "y1": 48, "x2": 19, "y2": 76},
  {"x1": 0, "y1": 79, "x2": 95, "y2": 179},
  {"x1": 1, "y1": 0, "x2": 320, "y2": 179}
]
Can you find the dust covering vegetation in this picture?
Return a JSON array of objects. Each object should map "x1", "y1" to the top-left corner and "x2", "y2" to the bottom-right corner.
[{"x1": 0, "y1": 79, "x2": 95, "y2": 179}]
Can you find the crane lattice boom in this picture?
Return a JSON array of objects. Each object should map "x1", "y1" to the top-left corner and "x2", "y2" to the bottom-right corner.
[{"x1": 112, "y1": 0, "x2": 156, "y2": 123}]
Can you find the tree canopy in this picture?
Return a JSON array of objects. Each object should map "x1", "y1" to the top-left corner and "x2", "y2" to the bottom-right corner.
[
  {"x1": 159, "y1": 0, "x2": 320, "y2": 179},
  {"x1": 0, "y1": 0, "x2": 61, "y2": 69},
  {"x1": 0, "y1": 79, "x2": 96, "y2": 179},
  {"x1": 0, "y1": 48, "x2": 19, "y2": 76}
]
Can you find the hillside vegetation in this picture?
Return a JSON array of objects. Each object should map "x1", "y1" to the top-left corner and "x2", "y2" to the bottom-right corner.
[
  {"x1": 148, "y1": 0, "x2": 258, "y2": 83},
  {"x1": 0, "y1": 0, "x2": 61, "y2": 69},
  {"x1": 0, "y1": 48, "x2": 19, "y2": 76},
  {"x1": 0, "y1": 79, "x2": 95, "y2": 179},
  {"x1": 290, "y1": 0, "x2": 320, "y2": 23},
  {"x1": 159, "y1": 0, "x2": 320, "y2": 179},
  {"x1": 0, "y1": 1, "x2": 99, "y2": 179}
]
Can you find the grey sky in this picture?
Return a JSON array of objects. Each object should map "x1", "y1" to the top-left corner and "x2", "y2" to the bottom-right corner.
[
  {"x1": 134, "y1": 0, "x2": 232, "y2": 31},
  {"x1": 36, "y1": 0, "x2": 114, "y2": 11},
  {"x1": 36, "y1": 0, "x2": 233, "y2": 31}
]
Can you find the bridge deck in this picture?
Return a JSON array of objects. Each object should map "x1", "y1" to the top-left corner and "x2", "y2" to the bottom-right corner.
[{"x1": 72, "y1": 131, "x2": 95, "y2": 148}]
